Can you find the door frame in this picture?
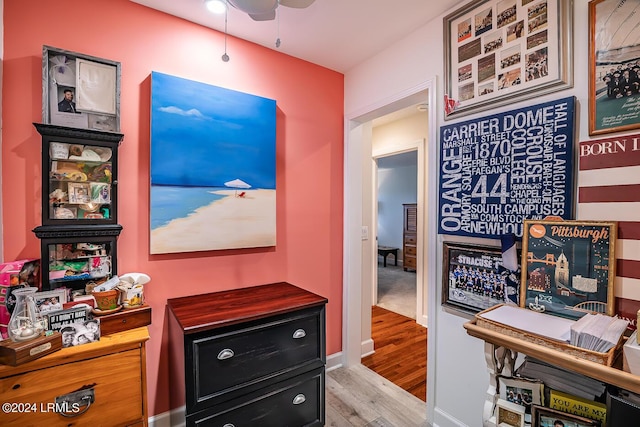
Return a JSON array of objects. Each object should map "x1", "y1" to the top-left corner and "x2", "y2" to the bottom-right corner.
[{"x1": 342, "y1": 77, "x2": 438, "y2": 421}]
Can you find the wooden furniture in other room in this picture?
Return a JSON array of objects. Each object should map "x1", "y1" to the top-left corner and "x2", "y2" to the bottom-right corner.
[
  {"x1": 167, "y1": 282, "x2": 327, "y2": 427},
  {"x1": 403, "y1": 203, "x2": 417, "y2": 271},
  {"x1": 377, "y1": 245, "x2": 399, "y2": 267},
  {"x1": 0, "y1": 327, "x2": 149, "y2": 426}
]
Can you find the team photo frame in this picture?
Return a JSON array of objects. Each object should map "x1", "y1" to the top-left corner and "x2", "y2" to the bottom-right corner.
[
  {"x1": 443, "y1": 0, "x2": 573, "y2": 119},
  {"x1": 588, "y1": 0, "x2": 640, "y2": 135},
  {"x1": 442, "y1": 242, "x2": 514, "y2": 314},
  {"x1": 520, "y1": 219, "x2": 616, "y2": 320}
]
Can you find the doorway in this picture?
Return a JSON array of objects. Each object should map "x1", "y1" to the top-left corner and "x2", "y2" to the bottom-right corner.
[
  {"x1": 342, "y1": 79, "x2": 438, "y2": 419},
  {"x1": 375, "y1": 151, "x2": 418, "y2": 320}
]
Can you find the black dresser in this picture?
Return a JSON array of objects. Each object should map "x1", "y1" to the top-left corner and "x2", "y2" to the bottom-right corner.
[{"x1": 167, "y1": 282, "x2": 327, "y2": 426}]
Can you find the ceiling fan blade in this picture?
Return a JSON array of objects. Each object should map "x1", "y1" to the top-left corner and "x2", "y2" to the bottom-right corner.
[
  {"x1": 248, "y1": 10, "x2": 276, "y2": 21},
  {"x1": 278, "y1": 0, "x2": 315, "y2": 8},
  {"x1": 227, "y1": 0, "x2": 277, "y2": 15}
]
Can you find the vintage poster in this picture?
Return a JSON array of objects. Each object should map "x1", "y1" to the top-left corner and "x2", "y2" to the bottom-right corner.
[
  {"x1": 520, "y1": 219, "x2": 616, "y2": 320},
  {"x1": 438, "y1": 96, "x2": 575, "y2": 239}
]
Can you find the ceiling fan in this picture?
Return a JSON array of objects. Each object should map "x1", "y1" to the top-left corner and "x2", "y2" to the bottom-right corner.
[{"x1": 227, "y1": 0, "x2": 316, "y2": 21}]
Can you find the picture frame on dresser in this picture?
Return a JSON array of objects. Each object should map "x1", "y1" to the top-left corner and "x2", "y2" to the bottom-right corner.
[
  {"x1": 42, "y1": 45, "x2": 121, "y2": 132},
  {"x1": 443, "y1": 0, "x2": 573, "y2": 119},
  {"x1": 588, "y1": 0, "x2": 640, "y2": 136},
  {"x1": 442, "y1": 242, "x2": 512, "y2": 314},
  {"x1": 520, "y1": 219, "x2": 616, "y2": 320}
]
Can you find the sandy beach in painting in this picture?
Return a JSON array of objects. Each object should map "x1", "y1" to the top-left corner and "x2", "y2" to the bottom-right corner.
[{"x1": 150, "y1": 189, "x2": 276, "y2": 254}]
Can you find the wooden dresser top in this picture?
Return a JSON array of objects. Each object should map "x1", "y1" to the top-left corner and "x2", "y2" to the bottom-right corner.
[{"x1": 167, "y1": 282, "x2": 327, "y2": 334}]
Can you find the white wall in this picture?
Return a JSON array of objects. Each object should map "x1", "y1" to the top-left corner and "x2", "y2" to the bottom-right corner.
[{"x1": 344, "y1": 1, "x2": 592, "y2": 425}]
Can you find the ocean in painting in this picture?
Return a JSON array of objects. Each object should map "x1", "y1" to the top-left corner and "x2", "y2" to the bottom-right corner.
[{"x1": 150, "y1": 185, "x2": 225, "y2": 230}]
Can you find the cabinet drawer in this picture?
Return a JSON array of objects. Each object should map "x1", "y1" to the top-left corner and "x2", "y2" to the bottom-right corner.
[
  {"x1": 0, "y1": 349, "x2": 143, "y2": 426},
  {"x1": 404, "y1": 256, "x2": 417, "y2": 269},
  {"x1": 190, "y1": 309, "x2": 323, "y2": 409},
  {"x1": 190, "y1": 368, "x2": 324, "y2": 427},
  {"x1": 404, "y1": 234, "x2": 417, "y2": 245},
  {"x1": 404, "y1": 246, "x2": 417, "y2": 256}
]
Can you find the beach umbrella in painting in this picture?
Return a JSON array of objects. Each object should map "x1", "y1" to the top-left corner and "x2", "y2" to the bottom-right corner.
[{"x1": 224, "y1": 178, "x2": 251, "y2": 197}]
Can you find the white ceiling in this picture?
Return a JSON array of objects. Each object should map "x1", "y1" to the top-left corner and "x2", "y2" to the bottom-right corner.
[{"x1": 130, "y1": 0, "x2": 465, "y2": 73}]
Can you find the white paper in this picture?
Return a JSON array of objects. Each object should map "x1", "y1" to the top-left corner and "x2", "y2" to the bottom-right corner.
[{"x1": 479, "y1": 305, "x2": 574, "y2": 342}]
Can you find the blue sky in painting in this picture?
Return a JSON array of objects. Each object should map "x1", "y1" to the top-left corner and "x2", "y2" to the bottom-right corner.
[{"x1": 150, "y1": 72, "x2": 276, "y2": 189}]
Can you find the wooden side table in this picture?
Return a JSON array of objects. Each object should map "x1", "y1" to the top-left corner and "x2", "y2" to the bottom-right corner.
[{"x1": 378, "y1": 246, "x2": 399, "y2": 267}]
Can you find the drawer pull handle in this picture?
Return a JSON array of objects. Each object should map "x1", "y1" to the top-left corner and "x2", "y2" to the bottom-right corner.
[
  {"x1": 292, "y1": 329, "x2": 306, "y2": 339},
  {"x1": 292, "y1": 393, "x2": 306, "y2": 405},
  {"x1": 222, "y1": 424, "x2": 235, "y2": 427},
  {"x1": 217, "y1": 349, "x2": 234, "y2": 360},
  {"x1": 55, "y1": 388, "x2": 95, "y2": 418}
]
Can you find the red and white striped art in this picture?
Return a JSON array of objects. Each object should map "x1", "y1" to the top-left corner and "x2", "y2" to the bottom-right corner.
[{"x1": 579, "y1": 134, "x2": 640, "y2": 328}]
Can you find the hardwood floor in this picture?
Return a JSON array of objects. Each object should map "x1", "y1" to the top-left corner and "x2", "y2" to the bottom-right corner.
[{"x1": 362, "y1": 305, "x2": 427, "y2": 401}]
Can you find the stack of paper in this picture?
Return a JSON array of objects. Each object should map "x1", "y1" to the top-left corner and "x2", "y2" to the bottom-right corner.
[
  {"x1": 569, "y1": 313, "x2": 629, "y2": 353},
  {"x1": 478, "y1": 305, "x2": 574, "y2": 342}
]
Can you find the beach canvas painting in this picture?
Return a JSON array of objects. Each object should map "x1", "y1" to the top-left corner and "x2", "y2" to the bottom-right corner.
[{"x1": 149, "y1": 72, "x2": 276, "y2": 254}]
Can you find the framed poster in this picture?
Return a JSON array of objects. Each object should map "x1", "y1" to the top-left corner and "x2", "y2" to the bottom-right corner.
[
  {"x1": 442, "y1": 242, "x2": 512, "y2": 314},
  {"x1": 443, "y1": 0, "x2": 573, "y2": 119},
  {"x1": 588, "y1": 0, "x2": 640, "y2": 135},
  {"x1": 520, "y1": 219, "x2": 616, "y2": 320},
  {"x1": 42, "y1": 45, "x2": 121, "y2": 132},
  {"x1": 438, "y1": 96, "x2": 575, "y2": 239}
]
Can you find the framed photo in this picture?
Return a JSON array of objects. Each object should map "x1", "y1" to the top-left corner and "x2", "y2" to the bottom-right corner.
[
  {"x1": 498, "y1": 376, "x2": 544, "y2": 408},
  {"x1": 531, "y1": 405, "x2": 600, "y2": 427},
  {"x1": 443, "y1": 0, "x2": 573, "y2": 119},
  {"x1": 588, "y1": 0, "x2": 640, "y2": 135},
  {"x1": 496, "y1": 398, "x2": 526, "y2": 427},
  {"x1": 42, "y1": 45, "x2": 120, "y2": 132},
  {"x1": 33, "y1": 289, "x2": 68, "y2": 314},
  {"x1": 67, "y1": 182, "x2": 91, "y2": 204},
  {"x1": 520, "y1": 219, "x2": 617, "y2": 320},
  {"x1": 442, "y1": 242, "x2": 516, "y2": 314}
]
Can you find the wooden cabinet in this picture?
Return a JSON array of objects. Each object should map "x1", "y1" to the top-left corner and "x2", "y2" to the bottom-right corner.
[
  {"x1": 32, "y1": 123, "x2": 124, "y2": 291},
  {"x1": 403, "y1": 203, "x2": 417, "y2": 271},
  {"x1": 0, "y1": 327, "x2": 149, "y2": 426},
  {"x1": 167, "y1": 282, "x2": 327, "y2": 427}
]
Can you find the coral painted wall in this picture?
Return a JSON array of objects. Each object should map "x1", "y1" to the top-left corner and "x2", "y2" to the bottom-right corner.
[{"x1": 2, "y1": 0, "x2": 344, "y2": 417}]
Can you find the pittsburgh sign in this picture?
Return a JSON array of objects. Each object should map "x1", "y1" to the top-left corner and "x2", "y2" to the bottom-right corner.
[{"x1": 438, "y1": 97, "x2": 575, "y2": 238}]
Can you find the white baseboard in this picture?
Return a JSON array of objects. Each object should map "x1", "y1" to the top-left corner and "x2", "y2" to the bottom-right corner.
[
  {"x1": 148, "y1": 406, "x2": 185, "y2": 427},
  {"x1": 326, "y1": 351, "x2": 343, "y2": 371},
  {"x1": 433, "y1": 407, "x2": 468, "y2": 427},
  {"x1": 361, "y1": 338, "x2": 374, "y2": 358}
]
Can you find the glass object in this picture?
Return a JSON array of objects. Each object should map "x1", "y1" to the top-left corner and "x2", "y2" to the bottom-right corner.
[{"x1": 8, "y1": 287, "x2": 45, "y2": 342}]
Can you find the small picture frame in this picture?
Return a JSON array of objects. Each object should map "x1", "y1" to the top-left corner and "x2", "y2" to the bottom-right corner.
[
  {"x1": 67, "y1": 182, "x2": 91, "y2": 204},
  {"x1": 496, "y1": 398, "x2": 526, "y2": 427},
  {"x1": 498, "y1": 376, "x2": 544, "y2": 408},
  {"x1": 442, "y1": 242, "x2": 516, "y2": 314},
  {"x1": 520, "y1": 219, "x2": 616, "y2": 320},
  {"x1": 531, "y1": 405, "x2": 601, "y2": 427},
  {"x1": 42, "y1": 45, "x2": 120, "y2": 132},
  {"x1": 33, "y1": 289, "x2": 68, "y2": 314}
]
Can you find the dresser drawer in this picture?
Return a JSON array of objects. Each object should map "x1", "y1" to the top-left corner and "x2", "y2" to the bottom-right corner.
[
  {"x1": 404, "y1": 234, "x2": 417, "y2": 245},
  {"x1": 0, "y1": 349, "x2": 144, "y2": 426},
  {"x1": 190, "y1": 368, "x2": 324, "y2": 427},
  {"x1": 189, "y1": 308, "x2": 323, "y2": 410},
  {"x1": 404, "y1": 246, "x2": 416, "y2": 256},
  {"x1": 404, "y1": 256, "x2": 417, "y2": 269}
]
